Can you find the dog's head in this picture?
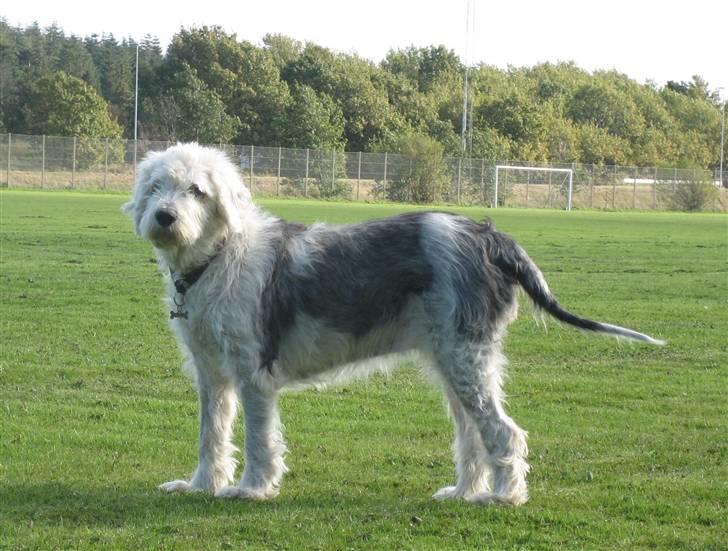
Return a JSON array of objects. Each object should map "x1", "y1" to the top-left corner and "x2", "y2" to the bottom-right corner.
[{"x1": 123, "y1": 144, "x2": 251, "y2": 256}]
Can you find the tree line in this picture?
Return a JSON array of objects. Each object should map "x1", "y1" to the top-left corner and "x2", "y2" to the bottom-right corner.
[{"x1": 0, "y1": 20, "x2": 724, "y2": 170}]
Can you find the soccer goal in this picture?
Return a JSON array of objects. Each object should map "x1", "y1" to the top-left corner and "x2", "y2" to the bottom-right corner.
[{"x1": 494, "y1": 165, "x2": 574, "y2": 210}]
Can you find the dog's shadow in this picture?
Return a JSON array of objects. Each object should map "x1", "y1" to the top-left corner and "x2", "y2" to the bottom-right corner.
[
  {"x1": 1, "y1": 480, "x2": 443, "y2": 530},
  {"x1": 2, "y1": 481, "x2": 279, "y2": 527}
]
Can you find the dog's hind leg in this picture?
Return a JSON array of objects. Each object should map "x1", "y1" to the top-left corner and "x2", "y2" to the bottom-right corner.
[
  {"x1": 433, "y1": 385, "x2": 491, "y2": 500},
  {"x1": 215, "y1": 384, "x2": 288, "y2": 500},
  {"x1": 160, "y1": 367, "x2": 238, "y2": 493},
  {"x1": 435, "y1": 343, "x2": 529, "y2": 506}
]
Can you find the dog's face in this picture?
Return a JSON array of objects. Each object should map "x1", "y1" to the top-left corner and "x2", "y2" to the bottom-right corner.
[{"x1": 123, "y1": 144, "x2": 250, "y2": 254}]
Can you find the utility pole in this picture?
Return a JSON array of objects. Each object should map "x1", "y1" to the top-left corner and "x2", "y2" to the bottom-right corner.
[
  {"x1": 720, "y1": 93, "x2": 725, "y2": 187},
  {"x1": 460, "y1": 0, "x2": 474, "y2": 155},
  {"x1": 133, "y1": 43, "x2": 140, "y2": 181}
]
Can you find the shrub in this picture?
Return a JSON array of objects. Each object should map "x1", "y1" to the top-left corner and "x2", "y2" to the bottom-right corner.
[
  {"x1": 379, "y1": 132, "x2": 449, "y2": 203},
  {"x1": 670, "y1": 178, "x2": 718, "y2": 211}
]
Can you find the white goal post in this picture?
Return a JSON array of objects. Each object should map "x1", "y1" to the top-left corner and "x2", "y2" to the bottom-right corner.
[{"x1": 494, "y1": 165, "x2": 574, "y2": 210}]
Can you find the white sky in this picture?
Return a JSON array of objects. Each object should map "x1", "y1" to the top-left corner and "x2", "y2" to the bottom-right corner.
[{"x1": 3, "y1": 0, "x2": 727, "y2": 95}]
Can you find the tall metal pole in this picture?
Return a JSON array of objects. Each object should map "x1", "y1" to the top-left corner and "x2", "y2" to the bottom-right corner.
[
  {"x1": 720, "y1": 98, "x2": 725, "y2": 186},
  {"x1": 460, "y1": 0, "x2": 473, "y2": 155},
  {"x1": 133, "y1": 44, "x2": 139, "y2": 182},
  {"x1": 461, "y1": 68, "x2": 469, "y2": 155},
  {"x1": 134, "y1": 44, "x2": 139, "y2": 142}
]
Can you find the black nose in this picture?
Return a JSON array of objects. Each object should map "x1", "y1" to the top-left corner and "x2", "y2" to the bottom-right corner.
[{"x1": 155, "y1": 210, "x2": 176, "y2": 227}]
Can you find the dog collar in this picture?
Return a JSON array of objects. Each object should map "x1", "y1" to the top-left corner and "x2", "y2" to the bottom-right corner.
[
  {"x1": 169, "y1": 258, "x2": 215, "y2": 320},
  {"x1": 171, "y1": 263, "x2": 210, "y2": 295}
]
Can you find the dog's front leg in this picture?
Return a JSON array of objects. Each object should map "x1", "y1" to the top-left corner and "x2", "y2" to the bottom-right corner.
[
  {"x1": 216, "y1": 384, "x2": 288, "y2": 500},
  {"x1": 160, "y1": 368, "x2": 238, "y2": 493}
]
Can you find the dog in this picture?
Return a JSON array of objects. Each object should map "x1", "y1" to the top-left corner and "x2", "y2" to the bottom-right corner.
[{"x1": 123, "y1": 143, "x2": 664, "y2": 506}]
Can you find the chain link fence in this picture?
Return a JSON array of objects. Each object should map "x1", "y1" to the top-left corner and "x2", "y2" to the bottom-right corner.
[{"x1": 1, "y1": 133, "x2": 725, "y2": 211}]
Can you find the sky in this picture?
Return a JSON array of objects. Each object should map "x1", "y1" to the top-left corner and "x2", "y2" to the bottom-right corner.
[{"x1": 3, "y1": 0, "x2": 727, "y2": 95}]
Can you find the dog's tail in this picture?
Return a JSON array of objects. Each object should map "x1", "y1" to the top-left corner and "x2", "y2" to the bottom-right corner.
[{"x1": 492, "y1": 234, "x2": 665, "y2": 345}]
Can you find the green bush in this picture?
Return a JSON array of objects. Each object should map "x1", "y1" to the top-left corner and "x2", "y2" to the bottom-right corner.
[
  {"x1": 379, "y1": 132, "x2": 450, "y2": 203},
  {"x1": 670, "y1": 178, "x2": 718, "y2": 211}
]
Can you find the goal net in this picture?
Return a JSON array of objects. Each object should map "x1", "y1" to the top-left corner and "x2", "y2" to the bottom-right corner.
[{"x1": 494, "y1": 165, "x2": 574, "y2": 210}]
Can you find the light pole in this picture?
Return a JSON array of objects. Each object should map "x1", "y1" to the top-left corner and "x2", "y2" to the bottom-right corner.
[
  {"x1": 134, "y1": 43, "x2": 139, "y2": 143},
  {"x1": 133, "y1": 43, "x2": 140, "y2": 181},
  {"x1": 720, "y1": 92, "x2": 725, "y2": 187}
]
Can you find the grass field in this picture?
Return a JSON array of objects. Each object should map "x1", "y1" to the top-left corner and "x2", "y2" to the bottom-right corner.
[{"x1": 0, "y1": 190, "x2": 726, "y2": 550}]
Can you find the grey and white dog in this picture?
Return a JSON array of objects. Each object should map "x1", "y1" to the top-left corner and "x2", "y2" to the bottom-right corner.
[{"x1": 123, "y1": 143, "x2": 663, "y2": 506}]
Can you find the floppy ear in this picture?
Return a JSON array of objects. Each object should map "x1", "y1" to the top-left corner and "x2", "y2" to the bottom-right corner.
[
  {"x1": 209, "y1": 157, "x2": 252, "y2": 235},
  {"x1": 121, "y1": 195, "x2": 143, "y2": 235},
  {"x1": 121, "y1": 199, "x2": 137, "y2": 228},
  {"x1": 122, "y1": 150, "x2": 163, "y2": 233}
]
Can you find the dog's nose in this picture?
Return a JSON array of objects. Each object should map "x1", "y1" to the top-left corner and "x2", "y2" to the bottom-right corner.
[{"x1": 155, "y1": 209, "x2": 177, "y2": 227}]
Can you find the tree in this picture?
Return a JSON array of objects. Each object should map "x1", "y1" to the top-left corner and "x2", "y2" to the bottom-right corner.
[
  {"x1": 566, "y1": 82, "x2": 646, "y2": 141},
  {"x1": 478, "y1": 93, "x2": 547, "y2": 159},
  {"x1": 274, "y1": 84, "x2": 344, "y2": 150},
  {"x1": 26, "y1": 71, "x2": 121, "y2": 137},
  {"x1": 381, "y1": 131, "x2": 449, "y2": 203},
  {"x1": 165, "y1": 27, "x2": 289, "y2": 144},
  {"x1": 90, "y1": 36, "x2": 134, "y2": 132},
  {"x1": 383, "y1": 45, "x2": 462, "y2": 93},
  {"x1": 164, "y1": 64, "x2": 240, "y2": 143},
  {"x1": 25, "y1": 71, "x2": 123, "y2": 168},
  {"x1": 262, "y1": 34, "x2": 303, "y2": 71},
  {"x1": 666, "y1": 75, "x2": 721, "y2": 104},
  {"x1": 576, "y1": 124, "x2": 629, "y2": 165}
]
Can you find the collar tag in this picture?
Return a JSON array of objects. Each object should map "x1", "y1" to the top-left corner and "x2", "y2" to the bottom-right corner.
[{"x1": 170, "y1": 292, "x2": 189, "y2": 320}]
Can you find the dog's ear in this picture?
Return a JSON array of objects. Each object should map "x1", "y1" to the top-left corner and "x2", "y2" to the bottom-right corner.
[
  {"x1": 122, "y1": 150, "x2": 163, "y2": 233},
  {"x1": 121, "y1": 198, "x2": 136, "y2": 222},
  {"x1": 121, "y1": 195, "x2": 143, "y2": 234},
  {"x1": 209, "y1": 158, "x2": 251, "y2": 235}
]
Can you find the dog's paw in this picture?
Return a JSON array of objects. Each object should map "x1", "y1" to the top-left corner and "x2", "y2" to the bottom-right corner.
[
  {"x1": 432, "y1": 486, "x2": 463, "y2": 500},
  {"x1": 159, "y1": 479, "x2": 204, "y2": 493},
  {"x1": 214, "y1": 486, "x2": 272, "y2": 500}
]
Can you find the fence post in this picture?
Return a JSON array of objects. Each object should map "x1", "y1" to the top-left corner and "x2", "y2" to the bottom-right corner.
[
  {"x1": 632, "y1": 167, "x2": 637, "y2": 209},
  {"x1": 652, "y1": 167, "x2": 657, "y2": 210},
  {"x1": 304, "y1": 148, "x2": 309, "y2": 198},
  {"x1": 408, "y1": 158, "x2": 413, "y2": 203},
  {"x1": 72, "y1": 136, "x2": 77, "y2": 188},
  {"x1": 589, "y1": 165, "x2": 593, "y2": 209},
  {"x1": 673, "y1": 167, "x2": 677, "y2": 195},
  {"x1": 525, "y1": 170, "x2": 530, "y2": 207},
  {"x1": 480, "y1": 158, "x2": 485, "y2": 206},
  {"x1": 546, "y1": 171, "x2": 551, "y2": 208},
  {"x1": 357, "y1": 151, "x2": 362, "y2": 201},
  {"x1": 104, "y1": 138, "x2": 109, "y2": 190},
  {"x1": 494, "y1": 164, "x2": 501, "y2": 208},
  {"x1": 383, "y1": 152, "x2": 388, "y2": 198},
  {"x1": 612, "y1": 165, "x2": 616, "y2": 209},
  {"x1": 41, "y1": 135, "x2": 46, "y2": 189},
  {"x1": 276, "y1": 146, "x2": 281, "y2": 197},
  {"x1": 6, "y1": 133, "x2": 11, "y2": 187},
  {"x1": 332, "y1": 149, "x2": 336, "y2": 194},
  {"x1": 249, "y1": 145, "x2": 254, "y2": 195},
  {"x1": 456, "y1": 157, "x2": 462, "y2": 205}
]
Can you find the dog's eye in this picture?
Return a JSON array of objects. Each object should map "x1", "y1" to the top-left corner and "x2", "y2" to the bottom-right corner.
[{"x1": 188, "y1": 184, "x2": 206, "y2": 198}]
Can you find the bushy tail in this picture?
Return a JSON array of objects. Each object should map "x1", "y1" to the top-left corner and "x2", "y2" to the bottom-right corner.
[{"x1": 494, "y1": 237, "x2": 665, "y2": 346}]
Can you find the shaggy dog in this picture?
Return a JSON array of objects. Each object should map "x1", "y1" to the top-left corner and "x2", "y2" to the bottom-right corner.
[{"x1": 123, "y1": 143, "x2": 663, "y2": 506}]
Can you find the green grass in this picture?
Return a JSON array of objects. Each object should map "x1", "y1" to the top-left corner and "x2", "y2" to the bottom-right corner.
[{"x1": 1, "y1": 190, "x2": 726, "y2": 550}]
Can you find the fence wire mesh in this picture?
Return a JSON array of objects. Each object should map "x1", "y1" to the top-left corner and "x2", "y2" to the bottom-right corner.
[{"x1": 1, "y1": 133, "x2": 725, "y2": 211}]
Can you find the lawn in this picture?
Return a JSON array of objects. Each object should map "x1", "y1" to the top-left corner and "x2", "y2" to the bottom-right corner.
[{"x1": 0, "y1": 190, "x2": 726, "y2": 549}]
